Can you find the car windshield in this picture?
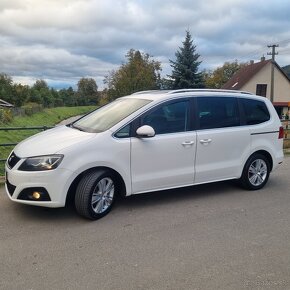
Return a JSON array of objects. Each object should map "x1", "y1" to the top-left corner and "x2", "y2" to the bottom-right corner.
[{"x1": 72, "y1": 98, "x2": 151, "y2": 133}]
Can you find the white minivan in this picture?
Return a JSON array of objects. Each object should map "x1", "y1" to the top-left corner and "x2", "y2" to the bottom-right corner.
[{"x1": 5, "y1": 89, "x2": 284, "y2": 219}]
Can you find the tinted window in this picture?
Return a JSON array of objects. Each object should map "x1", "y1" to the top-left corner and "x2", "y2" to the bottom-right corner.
[
  {"x1": 115, "y1": 124, "x2": 131, "y2": 138},
  {"x1": 241, "y1": 98, "x2": 270, "y2": 125},
  {"x1": 197, "y1": 97, "x2": 240, "y2": 129},
  {"x1": 141, "y1": 100, "x2": 189, "y2": 135}
]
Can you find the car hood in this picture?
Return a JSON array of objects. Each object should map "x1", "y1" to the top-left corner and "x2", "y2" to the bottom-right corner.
[{"x1": 14, "y1": 125, "x2": 96, "y2": 158}]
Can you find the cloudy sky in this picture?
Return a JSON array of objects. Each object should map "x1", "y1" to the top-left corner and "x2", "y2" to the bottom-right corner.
[{"x1": 1, "y1": 0, "x2": 290, "y2": 89}]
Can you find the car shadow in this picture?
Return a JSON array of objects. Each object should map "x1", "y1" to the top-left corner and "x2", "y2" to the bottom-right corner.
[
  {"x1": 10, "y1": 202, "x2": 82, "y2": 223},
  {"x1": 118, "y1": 180, "x2": 239, "y2": 208},
  {"x1": 9, "y1": 180, "x2": 240, "y2": 222}
]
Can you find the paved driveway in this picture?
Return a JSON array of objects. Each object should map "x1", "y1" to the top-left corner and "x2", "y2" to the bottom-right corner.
[{"x1": 1, "y1": 158, "x2": 290, "y2": 290}]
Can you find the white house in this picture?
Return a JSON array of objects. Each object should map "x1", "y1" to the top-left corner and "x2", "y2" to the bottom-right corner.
[{"x1": 222, "y1": 57, "x2": 290, "y2": 118}]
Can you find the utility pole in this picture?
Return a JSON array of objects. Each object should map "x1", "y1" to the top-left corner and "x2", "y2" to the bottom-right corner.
[{"x1": 267, "y1": 44, "x2": 279, "y2": 103}]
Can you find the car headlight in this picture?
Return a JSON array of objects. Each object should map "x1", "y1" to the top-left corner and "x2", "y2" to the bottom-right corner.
[{"x1": 18, "y1": 155, "x2": 64, "y2": 171}]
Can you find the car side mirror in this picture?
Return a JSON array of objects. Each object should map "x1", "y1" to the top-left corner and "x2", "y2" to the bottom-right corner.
[{"x1": 136, "y1": 125, "x2": 155, "y2": 138}]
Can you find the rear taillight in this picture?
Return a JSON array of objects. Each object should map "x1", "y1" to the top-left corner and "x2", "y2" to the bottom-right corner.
[{"x1": 278, "y1": 126, "x2": 284, "y2": 139}]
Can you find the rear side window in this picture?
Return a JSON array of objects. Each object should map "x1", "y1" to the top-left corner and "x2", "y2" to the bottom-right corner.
[
  {"x1": 241, "y1": 99, "x2": 270, "y2": 125},
  {"x1": 197, "y1": 97, "x2": 240, "y2": 130}
]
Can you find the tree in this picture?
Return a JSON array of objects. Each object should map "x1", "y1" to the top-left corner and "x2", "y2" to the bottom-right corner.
[
  {"x1": 33, "y1": 79, "x2": 49, "y2": 91},
  {"x1": 31, "y1": 79, "x2": 53, "y2": 107},
  {"x1": 0, "y1": 73, "x2": 14, "y2": 104},
  {"x1": 104, "y1": 49, "x2": 161, "y2": 99},
  {"x1": 59, "y1": 87, "x2": 77, "y2": 106},
  {"x1": 282, "y1": 65, "x2": 290, "y2": 79},
  {"x1": 77, "y1": 77, "x2": 98, "y2": 105},
  {"x1": 204, "y1": 61, "x2": 247, "y2": 89},
  {"x1": 168, "y1": 31, "x2": 204, "y2": 89},
  {"x1": 13, "y1": 84, "x2": 30, "y2": 106}
]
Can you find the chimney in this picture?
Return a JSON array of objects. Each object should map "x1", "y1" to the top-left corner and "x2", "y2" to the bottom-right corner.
[
  {"x1": 261, "y1": 56, "x2": 265, "y2": 62},
  {"x1": 250, "y1": 60, "x2": 254, "y2": 65}
]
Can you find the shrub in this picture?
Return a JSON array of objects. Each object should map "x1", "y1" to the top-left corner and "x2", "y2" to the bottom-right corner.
[
  {"x1": 21, "y1": 102, "x2": 43, "y2": 116},
  {"x1": 0, "y1": 108, "x2": 13, "y2": 124}
]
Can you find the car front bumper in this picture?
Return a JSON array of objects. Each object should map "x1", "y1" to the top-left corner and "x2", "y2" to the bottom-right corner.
[{"x1": 5, "y1": 163, "x2": 76, "y2": 208}]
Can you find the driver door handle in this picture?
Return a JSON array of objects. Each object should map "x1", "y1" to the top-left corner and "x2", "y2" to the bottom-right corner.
[{"x1": 200, "y1": 139, "x2": 212, "y2": 144}]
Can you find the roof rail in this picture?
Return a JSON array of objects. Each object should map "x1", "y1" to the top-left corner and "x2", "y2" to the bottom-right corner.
[
  {"x1": 131, "y1": 90, "x2": 170, "y2": 95},
  {"x1": 168, "y1": 89, "x2": 253, "y2": 95}
]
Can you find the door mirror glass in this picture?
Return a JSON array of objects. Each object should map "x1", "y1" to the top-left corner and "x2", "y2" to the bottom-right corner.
[{"x1": 136, "y1": 125, "x2": 155, "y2": 138}]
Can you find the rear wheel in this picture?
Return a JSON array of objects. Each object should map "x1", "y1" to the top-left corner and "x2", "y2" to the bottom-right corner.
[
  {"x1": 240, "y1": 153, "x2": 270, "y2": 190},
  {"x1": 75, "y1": 170, "x2": 117, "y2": 220}
]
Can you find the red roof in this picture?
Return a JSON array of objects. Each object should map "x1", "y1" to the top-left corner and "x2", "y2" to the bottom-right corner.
[{"x1": 222, "y1": 60, "x2": 271, "y2": 90}]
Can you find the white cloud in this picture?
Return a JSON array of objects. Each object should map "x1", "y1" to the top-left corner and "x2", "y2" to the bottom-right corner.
[{"x1": 0, "y1": 0, "x2": 290, "y2": 88}]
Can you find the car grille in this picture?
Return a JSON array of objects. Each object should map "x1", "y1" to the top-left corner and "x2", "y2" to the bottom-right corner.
[
  {"x1": 7, "y1": 152, "x2": 20, "y2": 169},
  {"x1": 6, "y1": 178, "x2": 16, "y2": 197}
]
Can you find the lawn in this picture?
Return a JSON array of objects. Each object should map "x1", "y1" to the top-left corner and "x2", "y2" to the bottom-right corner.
[{"x1": 0, "y1": 106, "x2": 96, "y2": 175}]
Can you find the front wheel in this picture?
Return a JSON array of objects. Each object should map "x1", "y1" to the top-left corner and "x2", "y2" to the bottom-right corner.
[
  {"x1": 239, "y1": 154, "x2": 270, "y2": 190},
  {"x1": 75, "y1": 170, "x2": 117, "y2": 220}
]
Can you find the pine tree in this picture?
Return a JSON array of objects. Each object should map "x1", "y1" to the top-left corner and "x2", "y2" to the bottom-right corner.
[{"x1": 169, "y1": 30, "x2": 204, "y2": 89}]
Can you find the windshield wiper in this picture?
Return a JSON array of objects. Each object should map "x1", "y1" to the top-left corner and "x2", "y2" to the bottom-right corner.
[{"x1": 69, "y1": 123, "x2": 86, "y2": 132}]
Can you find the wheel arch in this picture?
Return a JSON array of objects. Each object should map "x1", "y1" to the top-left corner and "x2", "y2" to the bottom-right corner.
[
  {"x1": 245, "y1": 150, "x2": 273, "y2": 172},
  {"x1": 66, "y1": 166, "x2": 127, "y2": 205}
]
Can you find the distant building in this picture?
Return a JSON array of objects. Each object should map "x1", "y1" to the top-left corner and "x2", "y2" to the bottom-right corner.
[
  {"x1": 0, "y1": 99, "x2": 14, "y2": 108},
  {"x1": 222, "y1": 57, "x2": 290, "y2": 118}
]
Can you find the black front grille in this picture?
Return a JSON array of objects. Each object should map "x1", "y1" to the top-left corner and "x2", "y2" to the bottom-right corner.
[
  {"x1": 7, "y1": 152, "x2": 20, "y2": 169},
  {"x1": 6, "y1": 178, "x2": 16, "y2": 197}
]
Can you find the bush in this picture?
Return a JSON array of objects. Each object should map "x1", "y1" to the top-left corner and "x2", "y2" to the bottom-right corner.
[
  {"x1": 0, "y1": 108, "x2": 13, "y2": 124},
  {"x1": 21, "y1": 102, "x2": 43, "y2": 116},
  {"x1": 98, "y1": 96, "x2": 110, "y2": 107}
]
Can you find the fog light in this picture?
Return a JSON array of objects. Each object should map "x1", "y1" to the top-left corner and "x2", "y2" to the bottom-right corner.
[
  {"x1": 18, "y1": 187, "x2": 51, "y2": 201},
  {"x1": 32, "y1": 191, "x2": 41, "y2": 200}
]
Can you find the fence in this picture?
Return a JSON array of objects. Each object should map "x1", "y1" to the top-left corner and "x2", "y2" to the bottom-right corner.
[
  {"x1": 281, "y1": 120, "x2": 290, "y2": 140},
  {"x1": 0, "y1": 121, "x2": 290, "y2": 163},
  {"x1": 0, "y1": 126, "x2": 53, "y2": 162}
]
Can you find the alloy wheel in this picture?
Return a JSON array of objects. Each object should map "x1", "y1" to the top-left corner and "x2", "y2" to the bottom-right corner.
[{"x1": 91, "y1": 177, "x2": 115, "y2": 214}]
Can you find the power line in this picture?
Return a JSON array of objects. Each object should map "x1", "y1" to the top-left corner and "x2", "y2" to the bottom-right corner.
[
  {"x1": 279, "y1": 48, "x2": 290, "y2": 54},
  {"x1": 228, "y1": 37, "x2": 290, "y2": 63},
  {"x1": 240, "y1": 47, "x2": 266, "y2": 59},
  {"x1": 278, "y1": 38, "x2": 290, "y2": 46}
]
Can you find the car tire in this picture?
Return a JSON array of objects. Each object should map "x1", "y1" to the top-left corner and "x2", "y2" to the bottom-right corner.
[
  {"x1": 75, "y1": 169, "x2": 117, "y2": 220},
  {"x1": 239, "y1": 153, "x2": 270, "y2": 190}
]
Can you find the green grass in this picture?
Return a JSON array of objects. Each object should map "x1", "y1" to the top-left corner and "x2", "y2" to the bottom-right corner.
[{"x1": 0, "y1": 106, "x2": 96, "y2": 175}]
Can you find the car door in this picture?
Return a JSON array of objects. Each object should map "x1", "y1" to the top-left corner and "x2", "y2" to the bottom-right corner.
[
  {"x1": 194, "y1": 96, "x2": 251, "y2": 183},
  {"x1": 131, "y1": 99, "x2": 197, "y2": 194}
]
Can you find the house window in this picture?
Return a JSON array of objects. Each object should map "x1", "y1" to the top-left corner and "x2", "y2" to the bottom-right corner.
[{"x1": 256, "y1": 84, "x2": 267, "y2": 97}]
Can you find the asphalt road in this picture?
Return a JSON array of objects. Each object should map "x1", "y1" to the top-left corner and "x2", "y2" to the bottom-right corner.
[{"x1": 1, "y1": 158, "x2": 290, "y2": 290}]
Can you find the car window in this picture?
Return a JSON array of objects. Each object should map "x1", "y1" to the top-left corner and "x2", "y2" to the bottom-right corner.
[
  {"x1": 72, "y1": 98, "x2": 151, "y2": 133},
  {"x1": 197, "y1": 97, "x2": 240, "y2": 130},
  {"x1": 141, "y1": 100, "x2": 189, "y2": 135},
  {"x1": 241, "y1": 98, "x2": 270, "y2": 125},
  {"x1": 115, "y1": 124, "x2": 131, "y2": 138}
]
